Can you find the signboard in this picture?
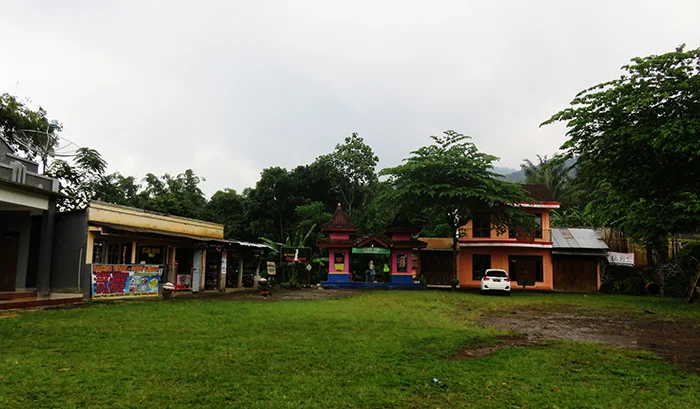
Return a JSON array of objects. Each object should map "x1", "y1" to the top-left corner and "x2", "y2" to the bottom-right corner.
[
  {"x1": 333, "y1": 252, "x2": 345, "y2": 271},
  {"x1": 176, "y1": 274, "x2": 192, "y2": 290},
  {"x1": 92, "y1": 264, "x2": 163, "y2": 299},
  {"x1": 267, "y1": 261, "x2": 277, "y2": 276},
  {"x1": 352, "y1": 247, "x2": 390, "y2": 255},
  {"x1": 281, "y1": 247, "x2": 311, "y2": 263},
  {"x1": 396, "y1": 253, "x2": 409, "y2": 272},
  {"x1": 607, "y1": 252, "x2": 635, "y2": 267}
]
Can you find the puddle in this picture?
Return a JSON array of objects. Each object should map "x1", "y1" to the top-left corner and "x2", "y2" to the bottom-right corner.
[{"x1": 480, "y1": 308, "x2": 700, "y2": 374}]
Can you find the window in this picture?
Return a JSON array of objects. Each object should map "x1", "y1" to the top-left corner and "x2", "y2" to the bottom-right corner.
[
  {"x1": 485, "y1": 270, "x2": 507, "y2": 278},
  {"x1": 508, "y1": 256, "x2": 543, "y2": 283},
  {"x1": 105, "y1": 242, "x2": 132, "y2": 264},
  {"x1": 92, "y1": 241, "x2": 104, "y2": 263},
  {"x1": 508, "y1": 220, "x2": 517, "y2": 239},
  {"x1": 138, "y1": 246, "x2": 165, "y2": 265},
  {"x1": 534, "y1": 213, "x2": 543, "y2": 239},
  {"x1": 472, "y1": 254, "x2": 491, "y2": 280},
  {"x1": 472, "y1": 215, "x2": 491, "y2": 238}
]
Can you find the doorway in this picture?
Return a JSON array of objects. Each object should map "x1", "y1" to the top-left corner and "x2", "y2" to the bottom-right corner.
[
  {"x1": 205, "y1": 250, "x2": 221, "y2": 290},
  {"x1": 0, "y1": 232, "x2": 20, "y2": 291}
]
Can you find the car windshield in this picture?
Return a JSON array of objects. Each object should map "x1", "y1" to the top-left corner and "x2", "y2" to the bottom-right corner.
[{"x1": 485, "y1": 270, "x2": 507, "y2": 277}]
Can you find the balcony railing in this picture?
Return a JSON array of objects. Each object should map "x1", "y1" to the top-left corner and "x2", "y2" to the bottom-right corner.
[{"x1": 462, "y1": 228, "x2": 551, "y2": 242}]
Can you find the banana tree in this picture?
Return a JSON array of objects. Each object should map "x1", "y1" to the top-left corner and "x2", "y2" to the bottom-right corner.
[{"x1": 260, "y1": 223, "x2": 328, "y2": 284}]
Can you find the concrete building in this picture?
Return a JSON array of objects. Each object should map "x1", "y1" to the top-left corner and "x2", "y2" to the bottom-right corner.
[
  {"x1": 0, "y1": 137, "x2": 62, "y2": 296},
  {"x1": 52, "y1": 201, "x2": 268, "y2": 299}
]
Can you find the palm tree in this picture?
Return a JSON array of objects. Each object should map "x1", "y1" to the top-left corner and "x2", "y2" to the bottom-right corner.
[{"x1": 521, "y1": 155, "x2": 572, "y2": 206}]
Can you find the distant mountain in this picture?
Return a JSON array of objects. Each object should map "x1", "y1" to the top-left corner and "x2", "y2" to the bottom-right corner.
[
  {"x1": 504, "y1": 169, "x2": 526, "y2": 183},
  {"x1": 500, "y1": 157, "x2": 577, "y2": 184},
  {"x1": 492, "y1": 166, "x2": 518, "y2": 176}
]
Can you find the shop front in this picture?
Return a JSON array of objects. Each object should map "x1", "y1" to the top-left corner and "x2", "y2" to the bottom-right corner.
[{"x1": 52, "y1": 202, "x2": 231, "y2": 299}]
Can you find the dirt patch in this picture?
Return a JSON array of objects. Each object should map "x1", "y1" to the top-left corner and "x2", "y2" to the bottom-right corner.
[
  {"x1": 480, "y1": 307, "x2": 700, "y2": 374},
  {"x1": 449, "y1": 335, "x2": 551, "y2": 360},
  {"x1": 174, "y1": 288, "x2": 358, "y2": 302}
]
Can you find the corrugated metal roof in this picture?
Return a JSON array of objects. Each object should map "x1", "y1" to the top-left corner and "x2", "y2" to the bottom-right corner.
[{"x1": 551, "y1": 228, "x2": 608, "y2": 250}]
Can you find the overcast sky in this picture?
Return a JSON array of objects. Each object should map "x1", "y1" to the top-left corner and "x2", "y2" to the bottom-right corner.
[{"x1": 2, "y1": 1, "x2": 698, "y2": 196}]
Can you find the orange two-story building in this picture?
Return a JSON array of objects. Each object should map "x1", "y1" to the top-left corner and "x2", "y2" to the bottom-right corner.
[{"x1": 457, "y1": 184, "x2": 559, "y2": 291}]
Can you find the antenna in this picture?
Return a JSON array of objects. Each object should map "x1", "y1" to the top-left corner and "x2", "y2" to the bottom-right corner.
[{"x1": 11, "y1": 120, "x2": 81, "y2": 174}]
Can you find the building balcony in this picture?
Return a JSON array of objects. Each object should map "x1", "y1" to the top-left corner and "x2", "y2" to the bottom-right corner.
[{"x1": 460, "y1": 228, "x2": 552, "y2": 245}]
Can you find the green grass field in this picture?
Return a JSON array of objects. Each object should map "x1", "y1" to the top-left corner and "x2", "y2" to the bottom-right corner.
[{"x1": 1, "y1": 291, "x2": 698, "y2": 408}]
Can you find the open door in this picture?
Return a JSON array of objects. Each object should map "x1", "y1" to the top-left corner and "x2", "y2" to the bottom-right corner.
[{"x1": 0, "y1": 233, "x2": 20, "y2": 291}]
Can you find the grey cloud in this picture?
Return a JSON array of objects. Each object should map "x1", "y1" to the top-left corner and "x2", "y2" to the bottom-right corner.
[{"x1": 1, "y1": 0, "x2": 698, "y2": 196}]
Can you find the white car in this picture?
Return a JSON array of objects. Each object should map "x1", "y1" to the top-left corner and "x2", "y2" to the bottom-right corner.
[{"x1": 480, "y1": 269, "x2": 511, "y2": 295}]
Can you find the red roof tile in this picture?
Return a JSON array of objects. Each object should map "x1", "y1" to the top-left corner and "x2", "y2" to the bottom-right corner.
[{"x1": 321, "y1": 204, "x2": 358, "y2": 231}]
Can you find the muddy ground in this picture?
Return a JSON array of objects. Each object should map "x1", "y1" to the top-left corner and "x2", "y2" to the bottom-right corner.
[{"x1": 476, "y1": 305, "x2": 700, "y2": 374}]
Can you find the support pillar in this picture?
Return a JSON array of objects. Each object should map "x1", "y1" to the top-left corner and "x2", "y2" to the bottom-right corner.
[
  {"x1": 130, "y1": 241, "x2": 137, "y2": 264},
  {"x1": 200, "y1": 250, "x2": 207, "y2": 291},
  {"x1": 254, "y1": 256, "x2": 261, "y2": 288},
  {"x1": 219, "y1": 250, "x2": 227, "y2": 292},
  {"x1": 326, "y1": 248, "x2": 351, "y2": 283},
  {"x1": 238, "y1": 257, "x2": 244, "y2": 288},
  {"x1": 36, "y1": 198, "x2": 56, "y2": 296}
]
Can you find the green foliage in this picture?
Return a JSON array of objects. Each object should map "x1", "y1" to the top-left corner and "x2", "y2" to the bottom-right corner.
[
  {"x1": 542, "y1": 45, "x2": 700, "y2": 251},
  {"x1": 382, "y1": 130, "x2": 531, "y2": 277},
  {"x1": 204, "y1": 189, "x2": 252, "y2": 240},
  {"x1": 550, "y1": 206, "x2": 596, "y2": 228},
  {"x1": 48, "y1": 148, "x2": 108, "y2": 211},
  {"x1": 245, "y1": 167, "x2": 304, "y2": 242},
  {"x1": 521, "y1": 154, "x2": 573, "y2": 206},
  {"x1": 0, "y1": 93, "x2": 56, "y2": 158},
  {"x1": 322, "y1": 132, "x2": 379, "y2": 215}
]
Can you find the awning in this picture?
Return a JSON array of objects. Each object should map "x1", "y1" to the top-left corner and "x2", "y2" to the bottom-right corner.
[
  {"x1": 93, "y1": 222, "x2": 221, "y2": 242},
  {"x1": 92, "y1": 222, "x2": 270, "y2": 250}
]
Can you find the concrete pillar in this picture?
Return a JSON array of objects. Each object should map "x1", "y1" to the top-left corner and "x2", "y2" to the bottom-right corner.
[
  {"x1": 200, "y1": 250, "x2": 207, "y2": 290},
  {"x1": 36, "y1": 198, "x2": 57, "y2": 296},
  {"x1": 168, "y1": 246, "x2": 177, "y2": 283},
  {"x1": 254, "y1": 256, "x2": 261, "y2": 288},
  {"x1": 219, "y1": 250, "x2": 227, "y2": 292},
  {"x1": 238, "y1": 257, "x2": 244, "y2": 288},
  {"x1": 130, "y1": 241, "x2": 137, "y2": 264}
]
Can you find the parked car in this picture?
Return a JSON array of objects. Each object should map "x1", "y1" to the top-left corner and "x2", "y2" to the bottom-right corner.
[{"x1": 480, "y1": 269, "x2": 511, "y2": 295}]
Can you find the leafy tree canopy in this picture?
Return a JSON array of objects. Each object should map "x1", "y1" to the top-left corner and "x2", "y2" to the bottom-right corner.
[
  {"x1": 542, "y1": 45, "x2": 700, "y2": 251},
  {"x1": 382, "y1": 130, "x2": 530, "y2": 278}
]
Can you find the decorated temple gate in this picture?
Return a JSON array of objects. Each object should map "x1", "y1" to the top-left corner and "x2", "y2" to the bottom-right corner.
[{"x1": 318, "y1": 205, "x2": 426, "y2": 289}]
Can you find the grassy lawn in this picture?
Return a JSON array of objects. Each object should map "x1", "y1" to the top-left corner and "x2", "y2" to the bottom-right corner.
[{"x1": 1, "y1": 291, "x2": 698, "y2": 408}]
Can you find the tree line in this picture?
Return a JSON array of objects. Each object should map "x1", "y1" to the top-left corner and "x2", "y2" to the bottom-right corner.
[{"x1": 2, "y1": 44, "x2": 698, "y2": 291}]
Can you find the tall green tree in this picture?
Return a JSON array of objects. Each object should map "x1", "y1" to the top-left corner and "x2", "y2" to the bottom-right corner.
[
  {"x1": 135, "y1": 169, "x2": 207, "y2": 219},
  {"x1": 322, "y1": 132, "x2": 379, "y2": 215},
  {"x1": 0, "y1": 93, "x2": 58, "y2": 159},
  {"x1": 48, "y1": 148, "x2": 108, "y2": 211},
  {"x1": 382, "y1": 130, "x2": 530, "y2": 280},
  {"x1": 204, "y1": 188, "x2": 252, "y2": 240},
  {"x1": 521, "y1": 155, "x2": 571, "y2": 205},
  {"x1": 245, "y1": 167, "x2": 304, "y2": 242},
  {"x1": 542, "y1": 45, "x2": 700, "y2": 294},
  {"x1": 94, "y1": 173, "x2": 141, "y2": 207}
]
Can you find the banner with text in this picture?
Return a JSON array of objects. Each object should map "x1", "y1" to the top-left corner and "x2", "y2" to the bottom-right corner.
[{"x1": 92, "y1": 264, "x2": 164, "y2": 299}]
